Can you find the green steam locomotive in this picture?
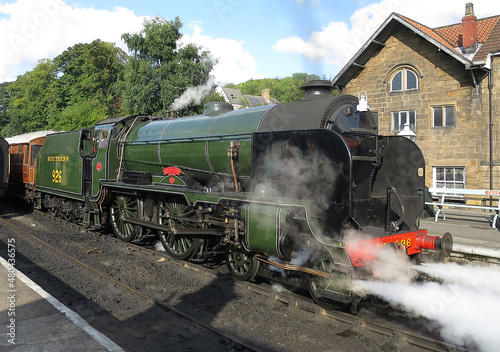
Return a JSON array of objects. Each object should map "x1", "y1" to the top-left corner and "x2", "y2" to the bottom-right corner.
[{"x1": 26, "y1": 80, "x2": 452, "y2": 308}]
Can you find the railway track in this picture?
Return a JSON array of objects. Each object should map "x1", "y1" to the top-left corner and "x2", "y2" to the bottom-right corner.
[
  {"x1": 0, "y1": 211, "x2": 267, "y2": 352},
  {"x1": 0, "y1": 205, "x2": 472, "y2": 352}
]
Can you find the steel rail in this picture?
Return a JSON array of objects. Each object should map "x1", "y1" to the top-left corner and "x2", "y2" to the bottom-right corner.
[{"x1": 0, "y1": 215, "x2": 269, "y2": 352}]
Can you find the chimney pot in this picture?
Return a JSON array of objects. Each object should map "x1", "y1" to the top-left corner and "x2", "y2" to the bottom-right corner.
[{"x1": 465, "y1": 2, "x2": 474, "y2": 15}]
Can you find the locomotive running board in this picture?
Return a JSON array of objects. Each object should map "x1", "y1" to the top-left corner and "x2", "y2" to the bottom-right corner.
[{"x1": 123, "y1": 216, "x2": 224, "y2": 236}]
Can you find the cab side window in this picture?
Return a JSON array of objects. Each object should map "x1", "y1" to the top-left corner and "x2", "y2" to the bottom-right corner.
[{"x1": 99, "y1": 130, "x2": 109, "y2": 149}]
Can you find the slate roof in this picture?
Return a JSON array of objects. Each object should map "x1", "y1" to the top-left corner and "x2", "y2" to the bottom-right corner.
[
  {"x1": 217, "y1": 86, "x2": 278, "y2": 107},
  {"x1": 333, "y1": 10, "x2": 500, "y2": 89},
  {"x1": 222, "y1": 87, "x2": 246, "y2": 105}
]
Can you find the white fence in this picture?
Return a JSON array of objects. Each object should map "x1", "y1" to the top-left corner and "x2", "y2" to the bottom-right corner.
[{"x1": 426, "y1": 187, "x2": 500, "y2": 229}]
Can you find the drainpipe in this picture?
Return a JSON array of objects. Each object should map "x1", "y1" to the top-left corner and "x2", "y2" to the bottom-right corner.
[{"x1": 489, "y1": 51, "x2": 500, "y2": 193}]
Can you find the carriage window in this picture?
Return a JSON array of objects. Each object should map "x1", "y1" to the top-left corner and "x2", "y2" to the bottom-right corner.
[
  {"x1": 18, "y1": 147, "x2": 23, "y2": 164},
  {"x1": 31, "y1": 145, "x2": 42, "y2": 164}
]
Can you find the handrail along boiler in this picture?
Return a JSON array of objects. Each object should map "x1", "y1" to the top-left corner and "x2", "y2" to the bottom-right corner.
[{"x1": 22, "y1": 80, "x2": 452, "y2": 308}]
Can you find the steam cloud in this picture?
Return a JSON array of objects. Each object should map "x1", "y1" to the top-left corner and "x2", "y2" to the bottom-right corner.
[
  {"x1": 353, "y1": 262, "x2": 500, "y2": 352},
  {"x1": 169, "y1": 80, "x2": 215, "y2": 111},
  {"x1": 253, "y1": 137, "x2": 340, "y2": 214},
  {"x1": 344, "y1": 229, "x2": 418, "y2": 284}
]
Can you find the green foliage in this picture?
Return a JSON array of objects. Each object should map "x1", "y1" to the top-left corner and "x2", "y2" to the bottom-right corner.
[
  {"x1": 230, "y1": 73, "x2": 335, "y2": 104},
  {"x1": 121, "y1": 16, "x2": 215, "y2": 116},
  {"x1": 49, "y1": 99, "x2": 108, "y2": 131},
  {"x1": 4, "y1": 59, "x2": 58, "y2": 135},
  {"x1": 0, "y1": 82, "x2": 12, "y2": 137},
  {"x1": 272, "y1": 74, "x2": 314, "y2": 103},
  {"x1": 1, "y1": 41, "x2": 127, "y2": 135},
  {"x1": 52, "y1": 39, "x2": 127, "y2": 116},
  {"x1": 236, "y1": 78, "x2": 279, "y2": 96}
]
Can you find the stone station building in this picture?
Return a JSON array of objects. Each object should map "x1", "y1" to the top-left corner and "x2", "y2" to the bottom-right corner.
[{"x1": 332, "y1": 3, "x2": 500, "y2": 195}]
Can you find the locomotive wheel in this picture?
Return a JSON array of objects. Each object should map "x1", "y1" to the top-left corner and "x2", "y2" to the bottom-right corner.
[
  {"x1": 63, "y1": 212, "x2": 75, "y2": 222},
  {"x1": 109, "y1": 195, "x2": 142, "y2": 242},
  {"x1": 62, "y1": 200, "x2": 75, "y2": 222},
  {"x1": 225, "y1": 247, "x2": 260, "y2": 281},
  {"x1": 157, "y1": 196, "x2": 203, "y2": 260},
  {"x1": 307, "y1": 257, "x2": 346, "y2": 310}
]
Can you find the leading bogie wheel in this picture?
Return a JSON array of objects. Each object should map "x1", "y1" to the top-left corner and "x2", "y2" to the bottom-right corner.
[
  {"x1": 307, "y1": 257, "x2": 347, "y2": 310},
  {"x1": 225, "y1": 247, "x2": 260, "y2": 281}
]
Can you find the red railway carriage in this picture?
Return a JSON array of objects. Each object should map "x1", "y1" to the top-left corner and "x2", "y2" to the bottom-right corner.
[{"x1": 6, "y1": 131, "x2": 55, "y2": 199}]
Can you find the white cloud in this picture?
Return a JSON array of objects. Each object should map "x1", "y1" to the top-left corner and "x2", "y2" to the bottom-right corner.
[
  {"x1": 182, "y1": 23, "x2": 264, "y2": 84},
  {"x1": 0, "y1": 0, "x2": 145, "y2": 82},
  {"x1": 274, "y1": 0, "x2": 401, "y2": 67},
  {"x1": 273, "y1": 0, "x2": 500, "y2": 72},
  {"x1": 0, "y1": 1, "x2": 262, "y2": 85}
]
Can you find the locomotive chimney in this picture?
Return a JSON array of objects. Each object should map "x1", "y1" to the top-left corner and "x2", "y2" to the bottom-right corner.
[
  {"x1": 462, "y1": 2, "x2": 478, "y2": 52},
  {"x1": 300, "y1": 80, "x2": 334, "y2": 100}
]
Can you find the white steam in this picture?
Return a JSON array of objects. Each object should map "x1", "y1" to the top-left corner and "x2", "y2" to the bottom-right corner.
[
  {"x1": 343, "y1": 228, "x2": 418, "y2": 284},
  {"x1": 169, "y1": 81, "x2": 215, "y2": 111},
  {"x1": 415, "y1": 262, "x2": 500, "y2": 294},
  {"x1": 353, "y1": 262, "x2": 500, "y2": 352},
  {"x1": 253, "y1": 137, "x2": 340, "y2": 214}
]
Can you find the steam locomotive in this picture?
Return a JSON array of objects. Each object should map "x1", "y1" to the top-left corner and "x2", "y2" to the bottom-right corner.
[{"x1": 7, "y1": 80, "x2": 452, "y2": 309}]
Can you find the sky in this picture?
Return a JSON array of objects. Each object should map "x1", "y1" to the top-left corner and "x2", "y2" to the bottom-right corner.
[{"x1": 2, "y1": 0, "x2": 500, "y2": 85}]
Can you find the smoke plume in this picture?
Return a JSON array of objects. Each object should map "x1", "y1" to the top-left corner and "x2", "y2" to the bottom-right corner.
[{"x1": 169, "y1": 81, "x2": 215, "y2": 111}]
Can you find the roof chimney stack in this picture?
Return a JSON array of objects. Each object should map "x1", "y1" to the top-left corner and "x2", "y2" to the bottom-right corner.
[
  {"x1": 261, "y1": 88, "x2": 270, "y2": 103},
  {"x1": 462, "y1": 2, "x2": 478, "y2": 52}
]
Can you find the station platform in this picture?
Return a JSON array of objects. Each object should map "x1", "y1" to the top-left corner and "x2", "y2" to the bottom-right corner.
[
  {"x1": 420, "y1": 208, "x2": 500, "y2": 260},
  {"x1": 0, "y1": 256, "x2": 123, "y2": 351}
]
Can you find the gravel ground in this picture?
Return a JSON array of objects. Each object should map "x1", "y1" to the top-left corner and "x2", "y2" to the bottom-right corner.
[{"x1": 0, "y1": 197, "x2": 461, "y2": 352}]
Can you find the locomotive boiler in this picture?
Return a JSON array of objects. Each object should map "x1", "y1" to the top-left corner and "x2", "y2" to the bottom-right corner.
[{"x1": 29, "y1": 80, "x2": 452, "y2": 309}]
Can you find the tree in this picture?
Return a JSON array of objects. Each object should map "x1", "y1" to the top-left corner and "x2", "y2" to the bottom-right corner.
[
  {"x1": 2, "y1": 41, "x2": 128, "y2": 135},
  {"x1": 121, "y1": 16, "x2": 215, "y2": 115},
  {"x1": 236, "y1": 78, "x2": 279, "y2": 96},
  {"x1": 52, "y1": 40, "x2": 128, "y2": 118},
  {"x1": 4, "y1": 59, "x2": 58, "y2": 135},
  {"x1": 272, "y1": 73, "x2": 324, "y2": 103},
  {"x1": 0, "y1": 82, "x2": 12, "y2": 136}
]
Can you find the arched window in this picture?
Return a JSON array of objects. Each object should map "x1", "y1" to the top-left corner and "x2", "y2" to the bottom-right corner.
[{"x1": 390, "y1": 68, "x2": 418, "y2": 92}]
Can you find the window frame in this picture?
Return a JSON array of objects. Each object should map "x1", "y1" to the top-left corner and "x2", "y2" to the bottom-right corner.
[
  {"x1": 432, "y1": 105, "x2": 455, "y2": 127},
  {"x1": 391, "y1": 110, "x2": 416, "y2": 131},
  {"x1": 432, "y1": 166, "x2": 466, "y2": 198},
  {"x1": 390, "y1": 68, "x2": 419, "y2": 92}
]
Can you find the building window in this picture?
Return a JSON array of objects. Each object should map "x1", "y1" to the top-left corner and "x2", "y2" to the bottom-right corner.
[
  {"x1": 433, "y1": 166, "x2": 465, "y2": 190},
  {"x1": 390, "y1": 68, "x2": 418, "y2": 92},
  {"x1": 392, "y1": 110, "x2": 416, "y2": 131},
  {"x1": 432, "y1": 106, "x2": 455, "y2": 127}
]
